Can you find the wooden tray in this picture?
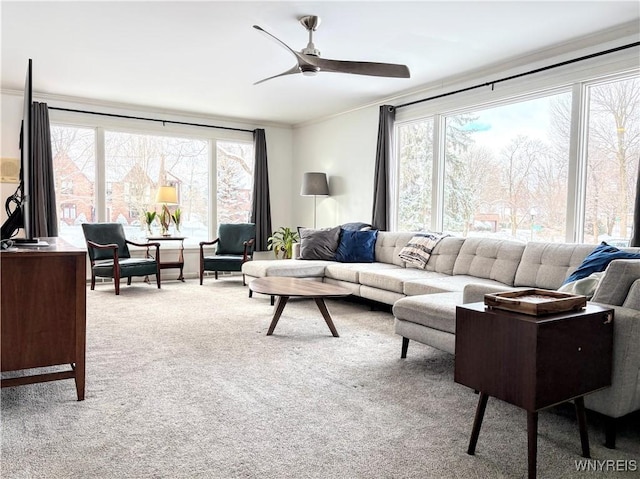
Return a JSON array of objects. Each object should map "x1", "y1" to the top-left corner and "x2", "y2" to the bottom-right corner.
[{"x1": 484, "y1": 289, "x2": 587, "y2": 316}]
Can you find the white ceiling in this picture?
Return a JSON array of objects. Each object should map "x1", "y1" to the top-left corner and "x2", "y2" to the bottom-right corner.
[{"x1": 1, "y1": 1, "x2": 639, "y2": 126}]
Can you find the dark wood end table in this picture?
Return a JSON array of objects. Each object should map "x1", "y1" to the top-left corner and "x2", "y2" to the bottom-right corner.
[
  {"x1": 146, "y1": 236, "x2": 186, "y2": 281},
  {"x1": 454, "y1": 302, "x2": 614, "y2": 479},
  {"x1": 249, "y1": 277, "x2": 351, "y2": 337}
]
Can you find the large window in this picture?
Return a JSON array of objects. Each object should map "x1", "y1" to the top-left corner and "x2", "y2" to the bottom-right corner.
[
  {"x1": 51, "y1": 123, "x2": 254, "y2": 248},
  {"x1": 583, "y1": 77, "x2": 640, "y2": 245},
  {"x1": 51, "y1": 125, "x2": 96, "y2": 247},
  {"x1": 104, "y1": 131, "x2": 209, "y2": 244},
  {"x1": 394, "y1": 73, "x2": 639, "y2": 245},
  {"x1": 216, "y1": 140, "x2": 254, "y2": 225},
  {"x1": 443, "y1": 92, "x2": 571, "y2": 242},
  {"x1": 396, "y1": 119, "x2": 434, "y2": 231}
]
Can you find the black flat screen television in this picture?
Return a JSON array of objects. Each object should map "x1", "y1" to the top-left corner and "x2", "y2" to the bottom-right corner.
[{"x1": 1, "y1": 58, "x2": 34, "y2": 242}]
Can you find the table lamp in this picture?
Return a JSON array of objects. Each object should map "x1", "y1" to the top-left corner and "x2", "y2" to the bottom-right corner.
[{"x1": 155, "y1": 185, "x2": 178, "y2": 236}]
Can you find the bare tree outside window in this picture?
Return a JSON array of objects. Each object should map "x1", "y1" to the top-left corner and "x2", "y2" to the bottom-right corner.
[
  {"x1": 443, "y1": 94, "x2": 571, "y2": 242},
  {"x1": 50, "y1": 125, "x2": 96, "y2": 247},
  {"x1": 584, "y1": 77, "x2": 640, "y2": 245},
  {"x1": 104, "y1": 131, "x2": 209, "y2": 245},
  {"x1": 216, "y1": 141, "x2": 254, "y2": 225}
]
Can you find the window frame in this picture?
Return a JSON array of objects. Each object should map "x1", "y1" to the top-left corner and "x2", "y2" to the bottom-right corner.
[
  {"x1": 49, "y1": 111, "x2": 254, "y2": 244},
  {"x1": 393, "y1": 68, "x2": 640, "y2": 243}
]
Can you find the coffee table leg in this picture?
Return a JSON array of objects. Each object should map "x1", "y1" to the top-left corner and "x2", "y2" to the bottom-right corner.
[
  {"x1": 314, "y1": 298, "x2": 339, "y2": 337},
  {"x1": 267, "y1": 296, "x2": 289, "y2": 335}
]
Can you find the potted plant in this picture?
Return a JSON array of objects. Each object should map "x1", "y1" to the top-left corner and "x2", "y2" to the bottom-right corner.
[
  {"x1": 267, "y1": 227, "x2": 300, "y2": 259},
  {"x1": 171, "y1": 207, "x2": 182, "y2": 234},
  {"x1": 144, "y1": 211, "x2": 157, "y2": 236}
]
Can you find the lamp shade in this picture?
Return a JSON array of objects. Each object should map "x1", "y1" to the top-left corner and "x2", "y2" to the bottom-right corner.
[
  {"x1": 155, "y1": 185, "x2": 178, "y2": 204},
  {"x1": 300, "y1": 172, "x2": 329, "y2": 196}
]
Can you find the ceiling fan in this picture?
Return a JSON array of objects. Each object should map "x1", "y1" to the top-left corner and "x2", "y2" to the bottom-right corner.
[{"x1": 253, "y1": 15, "x2": 411, "y2": 85}]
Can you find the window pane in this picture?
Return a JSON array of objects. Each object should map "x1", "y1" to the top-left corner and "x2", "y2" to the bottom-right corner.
[
  {"x1": 104, "y1": 131, "x2": 209, "y2": 246},
  {"x1": 396, "y1": 120, "x2": 434, "y2": 231},
  {"x1": 216, "y1": 140, "x2": 254, "y2": 225},
  {"x1": 51, "y1": 125, "x2": 96, "y2": 248},
  {"x1": 584, "y1": 77, "x2": 640, "y2": 246},
  {"x1": 444, "y1": 93, "x2": 571, "y2": 242}
]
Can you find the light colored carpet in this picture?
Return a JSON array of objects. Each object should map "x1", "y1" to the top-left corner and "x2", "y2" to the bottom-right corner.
[{"x1": 2, "y1": 278, "x2": 639, "y2": 479}]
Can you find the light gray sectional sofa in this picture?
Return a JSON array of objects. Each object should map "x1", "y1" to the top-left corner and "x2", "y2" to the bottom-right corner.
[{"x1": 242, "y1": 231, "x2": 640, "y2": 447}]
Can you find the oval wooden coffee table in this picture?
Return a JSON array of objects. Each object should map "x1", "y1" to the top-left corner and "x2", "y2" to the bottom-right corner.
[{"x1": 249, "y1": 277, "x2": 351, "y2": 337}]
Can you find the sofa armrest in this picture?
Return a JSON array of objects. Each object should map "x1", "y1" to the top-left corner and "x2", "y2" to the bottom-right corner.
[
  {"x1": 584, "y1": 304, "x2": 640, "y2": 418},
  {"x1": 462, "y1": 283, "x2": 520, "y2": 304},
  {"x1": 592, "y1": 259, "x2": 640, "y2": 307}
]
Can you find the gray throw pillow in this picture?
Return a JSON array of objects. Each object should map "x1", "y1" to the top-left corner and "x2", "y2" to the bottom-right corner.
[{"x1": 299, "y1": 226, "x2": 341, "y2": 260}]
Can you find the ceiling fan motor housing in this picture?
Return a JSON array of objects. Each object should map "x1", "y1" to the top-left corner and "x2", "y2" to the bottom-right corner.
[{"x1": 300, "y1": 64, "x2": 320, "y2": 76}]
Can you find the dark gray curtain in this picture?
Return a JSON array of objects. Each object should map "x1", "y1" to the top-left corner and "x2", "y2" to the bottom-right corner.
[
  {"x1": 250, "y1": 129, "x2": 272, "y2": 251},
  {"x1": 631, "y1": 163, "x2": 640, "y2": 247},
  {"x1": 30, "y1": 102, "x2": 58, "y2": 237},
  {"x1": 371, "y1": 105, "x2": 395, "y2": 231}
]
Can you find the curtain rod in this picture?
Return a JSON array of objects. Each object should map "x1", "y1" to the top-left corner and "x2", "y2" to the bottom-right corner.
[
  {"x1": 47, "y1": 106, "x2": 255, "y2": 133},
  {"x1": 395, "y1": 41, "x2": 640, "y2": 110}
]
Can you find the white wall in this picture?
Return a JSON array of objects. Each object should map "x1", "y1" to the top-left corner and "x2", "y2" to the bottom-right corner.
[{"x1": 292, "y1": 106, "x2": 379, "y2": 229}]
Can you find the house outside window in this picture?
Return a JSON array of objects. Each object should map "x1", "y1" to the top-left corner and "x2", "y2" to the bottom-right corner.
[{"x1": 50, "y1": 124, "x2": 254, "y2": 248}]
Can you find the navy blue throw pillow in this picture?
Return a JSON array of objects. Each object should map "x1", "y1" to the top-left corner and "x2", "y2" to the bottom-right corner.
[
  {"x1": 334, "y1": 229, "x2": 378, "y2": 263},
  {"x1": 562, "y1": 242, "x2": 640, "y2": 285}
]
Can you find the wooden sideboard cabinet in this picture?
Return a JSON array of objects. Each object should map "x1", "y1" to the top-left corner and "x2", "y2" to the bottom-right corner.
[{"x1": 1, "y1": 238, "x2": 87, "y2": 400}]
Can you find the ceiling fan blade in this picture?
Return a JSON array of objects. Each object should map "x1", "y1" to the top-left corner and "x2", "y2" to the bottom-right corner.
[
  {"x1": 310, "y1": 57, "x2": 410, "y2": 78},
  {"x1": 254, "y1": 65, "x2": 301, "y2": 85},
  {"x1": 253, "y1": 25, "x2": 309, "y2": 66}
]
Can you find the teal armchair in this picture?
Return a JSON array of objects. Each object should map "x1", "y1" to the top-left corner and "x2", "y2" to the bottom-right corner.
[
  {"x1": 199, "y1": 223, "x2": 256, "y2": 285},
  {"x1": 82, "y1": 223, "x2": 161, "y2": 295}
]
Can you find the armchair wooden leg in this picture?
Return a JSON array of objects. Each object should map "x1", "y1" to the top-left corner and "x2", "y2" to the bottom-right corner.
[
  {"x1": 156, "y1": 273, "x2": 161, "y2": 289},
  {"x1": 215, "y1": 271, "x2": 218, "y2": 280},
  {"x1": 200, "y1": 270, "x2": 204, "y2": 285},
  {"x1": 90, "y1": 273, "x2": 96, "y2": 291},
  {"x1": 114, "y1": 268, "x2": 121, "y2": 295},
  {"x1": 242, "y1": 274, "x2": 246, "y2": 286},
  {"x1": 127, "y1": 277, "x2": 132, "y2": 285}
]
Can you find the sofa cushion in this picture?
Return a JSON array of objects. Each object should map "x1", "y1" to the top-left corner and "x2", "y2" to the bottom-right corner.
[
  {"x1": 563, "y1": 242, "x2": 640, "y2": 285},
  {"x1": 334, "y1": 229, "x2": 378, "y2": 263},
  {"x1": 404, "y1": 275, "x2": 511, "y2": 296},
  {"x1": 424, "y1": 237, "x2": 466, "y2": 274},
  {"x1": 359, "y1": 268, "x2": 433, "y2": 294},
  {"x1": 514, "y1": 242, "x2": 594, "y2": 289},
  {"x1": 374, "y1": 231, "x2": 416, "y2": 266},
  {"x1": 393, "y1": 292, "x2": 462, "y2": 334},
  {"x1": 324, "y1": 262, "x2": 400, "y2": 284},
  {"x1": 298, "y1": 227, "x2": 341, "y2": 260},
  {"x1": 452, "y1": 238, "x2": 525, "y2": 286},
  {"x1": 242, "y1": 259, "x2": 331, "y2": 278},
  {"x1": 340, "y1": 222, "x2": 372, "y2": 231}
]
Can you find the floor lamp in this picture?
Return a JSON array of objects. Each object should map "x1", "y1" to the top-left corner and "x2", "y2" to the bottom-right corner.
[{"x1": 300, "y1": 172, "x2": 329, "y2": 228}]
